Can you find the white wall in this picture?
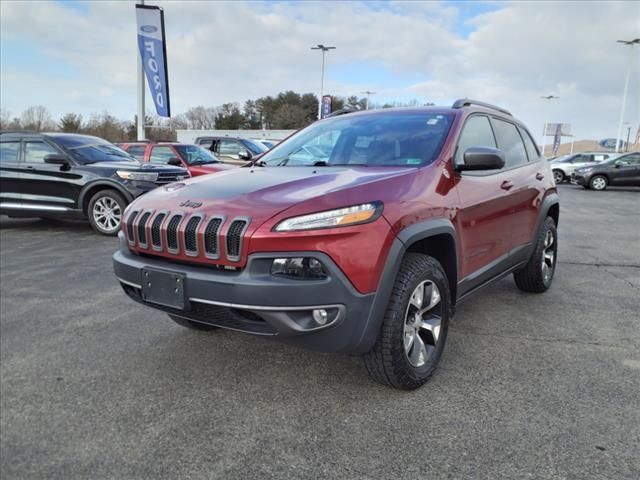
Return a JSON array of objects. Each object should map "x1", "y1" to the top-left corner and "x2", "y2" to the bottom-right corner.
[{"x1": 177, "y1": 129, "x2": 296, "y2": 143}]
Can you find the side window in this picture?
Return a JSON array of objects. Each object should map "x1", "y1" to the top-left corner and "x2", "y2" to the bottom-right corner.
[
  {"x1": 518, "y1": 126, "x2": 540, "y2": 161},
  {"x1": 218, "y1": 140, "x2": 242, "y2": 156},
  {"x1": 492, "y1": 119, "x2": 528, "y2": 168},
  {"x1": 0, "y1": 141, "x2": 21, "y2": 163},
  {"x1": 127, "y1": 145, "x2": 147, "y2": 161},
  {"x1": 455, "y1": 115, "x2": 497, "y2": 165},
  {"x1": 149, "y1": 146, "x2": 176, "y2": 164},
  {"x1": 619, "y1": 153, "x2": 640, "y2": 165},
  {"x1": 24, "y1": 141, "x2": 58, "y2": 163}
]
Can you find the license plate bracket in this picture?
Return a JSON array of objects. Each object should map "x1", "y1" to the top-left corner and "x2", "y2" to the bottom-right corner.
[{"x1": 141, "y1": 268, "x2": 186, "y2": 310}]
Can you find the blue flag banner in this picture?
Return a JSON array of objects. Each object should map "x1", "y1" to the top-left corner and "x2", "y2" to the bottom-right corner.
[
  {"x1": 552, "y1": 123, "x2": 562, "y2": 155},
  {"x1": 322, "y1": 95, "x2": 332, "y2": 118},
  {"x1": 136, "y1": 4, "x2": 171, "y2": 117}
]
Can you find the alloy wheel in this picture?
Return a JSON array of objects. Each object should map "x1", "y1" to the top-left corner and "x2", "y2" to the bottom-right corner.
[
  {"x1": 93, "y1": 196, "x2": 122, "y2": 233},
  {"x1": 591, "y1": 176, "x2": 607, "y2": 190},
  {"x1": 541, "y1": 229, "x2": 556, "y2": 284},
  {"x1": 403, "y1": 280, "x2": 443, "y2": 367}
]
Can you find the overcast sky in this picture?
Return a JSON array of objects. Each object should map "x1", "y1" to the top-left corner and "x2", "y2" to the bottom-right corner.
[{"x1": 1, "y1": 0, "x2": 639, "y2": 142}]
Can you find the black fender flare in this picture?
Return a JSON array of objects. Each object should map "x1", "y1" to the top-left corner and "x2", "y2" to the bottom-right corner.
[
  {"x1": 355, "y1": 218, "x2": 458, "y2": 354},
  {"x1": 537, "y1": 192, "x2": 560, "y2": 231},
  {"x1": 78, "y1": 180, "x2": 134, "y2": 213}
]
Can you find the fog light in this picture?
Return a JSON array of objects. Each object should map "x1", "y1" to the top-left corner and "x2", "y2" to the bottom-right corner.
[
  {"x1": 271, "y1": 257, "x2": 327, "y2": 279},
  {"x1": 312, "y1": 309, "x2": 328, "y2": 325}
]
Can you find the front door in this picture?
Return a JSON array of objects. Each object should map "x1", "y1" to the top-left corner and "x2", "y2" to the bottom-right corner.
[
  {"x1": 0, "y1": 138, "x2": 23, "y2": 207},
  {"x1": 611, "y1": 153, "x2": 640, "y2": 186}
]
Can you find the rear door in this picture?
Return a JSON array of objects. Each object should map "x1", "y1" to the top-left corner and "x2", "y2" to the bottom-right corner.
[
  {"x1": 0, "y1": 137, "x2": 23, "y2": 207},
  {"x1": 21, "y1": 139, "x2": 82, "y2": 211}
]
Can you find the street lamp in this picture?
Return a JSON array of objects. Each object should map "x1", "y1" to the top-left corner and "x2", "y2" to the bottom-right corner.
[
  {"x1": 540, "y1": 95, "x2": 559, "y2": 156},
  {"x1": 311, "y1": 44, "x2": 336, "y2": 119},
  {"x1": 361, "y1": 91, "x2": 376, "y2": 110},
  {"x1": 615, "y1": 38, "x2": 639, "y2": 153}
]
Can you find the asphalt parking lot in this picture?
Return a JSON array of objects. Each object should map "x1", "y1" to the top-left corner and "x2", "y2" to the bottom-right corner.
[{"x1": 1, "y1": 185, "x2": 639, "y2": 479}]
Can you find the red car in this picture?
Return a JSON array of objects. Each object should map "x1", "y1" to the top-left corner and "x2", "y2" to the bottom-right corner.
[
  {"x1": 114, "y1": 99, "x2": 559, "y2": 390},
  {"x1": 119, "y1": 142, "x2": 236, "y2": 176}
]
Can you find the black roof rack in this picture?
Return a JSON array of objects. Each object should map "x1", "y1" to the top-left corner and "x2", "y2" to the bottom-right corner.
[
  {"x1": 452, "y1": 98, "x2": 512, "y2": 116},
  {"x1": 327, "y1": 107, "x2": 360, "y2": 118}
]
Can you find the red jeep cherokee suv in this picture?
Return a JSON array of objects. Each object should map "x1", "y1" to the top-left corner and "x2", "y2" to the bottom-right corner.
[{"x1": 113, "y1": 99, "x2": 559, "y2": 390}]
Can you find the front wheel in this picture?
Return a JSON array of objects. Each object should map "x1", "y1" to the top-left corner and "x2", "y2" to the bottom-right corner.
[
  {"x1": 514, "y1": 216, "x2": 557, "y2": 293},
  {"x1": 589, "y1": 175, "x2": 608, "y2": 191},
  {"x1": 87, "y1": 190, "x2": 126, "y2": 236},
  {"x1": 363, "y1": 253, "x2": 450, "y2": 390},
  {"x1": 552, "y1": 169, "x2": 565, "y2": 184}
]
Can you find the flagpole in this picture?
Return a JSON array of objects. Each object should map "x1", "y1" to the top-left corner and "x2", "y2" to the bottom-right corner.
[{"x1": 137, "y1": 0, "x2": 146, "y2": 140}]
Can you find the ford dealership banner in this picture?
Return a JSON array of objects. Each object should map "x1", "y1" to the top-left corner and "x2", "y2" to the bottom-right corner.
[{"x1": 136, "y1": 4, "x2": 170, "y2": 117}]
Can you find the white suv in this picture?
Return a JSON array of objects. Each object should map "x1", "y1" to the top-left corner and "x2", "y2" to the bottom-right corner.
[{"x1": 550, "y1": 152, "x2": 615, "y2": 183}]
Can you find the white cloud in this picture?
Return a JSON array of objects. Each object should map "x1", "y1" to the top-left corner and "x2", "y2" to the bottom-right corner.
[{"x1": 1, "y1": 0, "x2": 639, "y2": 141}]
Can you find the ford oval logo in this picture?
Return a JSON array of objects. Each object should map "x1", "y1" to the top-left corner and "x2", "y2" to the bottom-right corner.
[{"x1": 140, "y1": 25, "x2": 158, "y2": 33}]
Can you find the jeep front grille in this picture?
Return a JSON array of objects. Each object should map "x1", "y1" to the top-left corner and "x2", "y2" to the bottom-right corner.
[{"x1": 124, "y1": 211, "x2": 249, "y2": 263}]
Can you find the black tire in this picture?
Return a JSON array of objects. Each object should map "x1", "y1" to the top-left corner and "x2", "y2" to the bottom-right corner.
[
  {"x1": 168, "y1": 314, "x2": 218, "y2": 331},
  {"x1": 363, "y1": 253, "x2": 450, "y2": 390},
  {"x1": 513, "y1": 217, "x2": 558, "y2": 293},
  {"x1": 87, "y1": 190, "x2": 126, "y2": 236},
  {"x1": 589, "y1": 175, "x2": 608, "y2": 191},
  {"x1": 552, "y1": 169, "x2": 565, "y2": 184}
]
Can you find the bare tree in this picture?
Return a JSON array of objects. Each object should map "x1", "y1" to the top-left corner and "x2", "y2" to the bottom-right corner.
[
  {"x1": 0, "y1": 109, "x2": 11, "y2": 130},
  {"x1": 184, "y1": 106, "x2": 217, "y2": 129},
  {"x1": 20, "y1": 105, "x2": 55, "y2": 131}
]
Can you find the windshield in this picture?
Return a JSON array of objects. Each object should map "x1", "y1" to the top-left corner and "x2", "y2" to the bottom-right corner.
[
  {"x1": 241, "y1": 138, "x2": 268, "y2": 155},
  {"x1": 258, "y1": 111, "x2": 454, "y2": 167},
  {"x1": 51, "y1": 135, "x2": 136, "y2": 164},
  {"x1": 174, "y1": 145, "x2": 221, "y2": 165}
]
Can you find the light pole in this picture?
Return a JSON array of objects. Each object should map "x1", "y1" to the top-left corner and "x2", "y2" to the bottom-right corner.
[
  {"x1": 540, "y1": 95, "x2": 559, "y2": 156},
  {"x1": 615, "y1": 39, "x2": 639, "y2": 153},
  {"x1": 137, "y1": 0, "x2": 146, "y2": 140},
  {"x1": 361, "y1": 91, "x2": 376, "y2": 110},
  {"x1": 311, "y1": 44, "x2": 336, "y2": 119}
]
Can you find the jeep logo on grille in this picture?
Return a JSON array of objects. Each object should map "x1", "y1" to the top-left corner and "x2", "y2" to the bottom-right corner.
[{"x1": 179, "y1": 200, "x2": 202, "y2": 209}]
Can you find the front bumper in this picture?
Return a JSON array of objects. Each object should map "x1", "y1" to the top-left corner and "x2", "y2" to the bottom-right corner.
[
  {"x1": 113, "y1": 235, "x2": 377, "y2": 353},
  {"x1": 571, "y1": 173, "x2": 589, "y2": 185}
]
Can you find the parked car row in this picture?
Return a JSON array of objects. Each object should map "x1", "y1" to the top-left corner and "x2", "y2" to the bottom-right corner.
[
  {"x1": 549, "y1": 152, "x2": 615, "y2": 184},
  {"x1": 571, "y1": 152, "x2": 640, "y2": 190}
]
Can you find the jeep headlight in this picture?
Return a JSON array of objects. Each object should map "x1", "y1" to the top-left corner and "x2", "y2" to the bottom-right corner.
[
  {"x1": 274, "y1": 202, "x2": 383, "y2": 232},
  {"x1": 116, "y1": 170, "x2": 158, "y2": 182}
]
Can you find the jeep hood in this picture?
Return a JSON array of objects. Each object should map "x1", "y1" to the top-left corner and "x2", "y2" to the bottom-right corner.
[{"x1": 129, "y1": 166, "x2": 413, "y2": 225}]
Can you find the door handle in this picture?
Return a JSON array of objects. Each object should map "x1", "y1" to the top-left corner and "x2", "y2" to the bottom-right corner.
[
  {"x1": 536, "y1": 172, "x2": 544, "y2": 180},
  {"x1": 500, "y1": 180, "x2": 514, "y2": 190},
  {"x1": 25, "y1": 165, "x2": 35, "y2": 170}
]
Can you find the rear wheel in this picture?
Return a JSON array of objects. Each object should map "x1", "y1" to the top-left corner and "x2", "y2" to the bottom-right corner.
[
  {"x1": 168, "y1": 314, "x2": 218, "y2": 331},
  {"x1": 589, "y1": 175, "x2": 608, "y2": 191},
  {"x1": 514, "y1": 217, "x2": 557, "y2": 293},
  {"x1": 363, "y1": 253, "x2": 450, "y2": 390},
  {"x1": 552, "y1": 169, "x2": 565, "y2": 184},
  {"x1": 87, "y1": 190, "x2": 126, "y2": 235}
]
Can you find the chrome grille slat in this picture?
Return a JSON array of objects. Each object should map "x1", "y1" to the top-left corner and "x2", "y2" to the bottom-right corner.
[
  {"x1": 165, "y1": 214, "x2": 183, "y2": 253},
  {"x1": 204, "y1": 217, "x2": 224, "y2": 259},
  {"x1": 226, "y1": 218, "x2": 249, "y2": 261},
  {"x1": 183, "y1": 215, "x2": 203, "y2": 256},
  {"x1": 125, "y1": 210, "x2": 139, "y2": 244},
  {"x1": 150, "y1": 212, "x2": 167, "y2": 250},
  {"x1": 136, "y1": 211, "x2": 152, "y2": 248}
]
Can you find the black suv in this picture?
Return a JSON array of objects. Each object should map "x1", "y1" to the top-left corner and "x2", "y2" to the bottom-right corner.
[
  {"x1": 0, "y1": 132, "x2": 189, "y2": 235},
  {"x1": 572, "y1": 152, "x2": 640, "y2": 190},
  {"x1": 194, "y1": 136, "x2": 268, "y2": 164}
]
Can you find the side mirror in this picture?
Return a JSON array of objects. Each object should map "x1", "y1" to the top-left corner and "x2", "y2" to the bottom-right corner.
[
  {"x1": 457, "y1": 147, "x2": 505, "y2": 171},
  {"x1": 44, "y1": 154, "x2": 69, "y2": 165},
  {"x1": 238, "y1": 149, "x2": 252, "y2": 160},
  {"x1": 167, "y1": 157, "x2": 182, "y2": 166}
]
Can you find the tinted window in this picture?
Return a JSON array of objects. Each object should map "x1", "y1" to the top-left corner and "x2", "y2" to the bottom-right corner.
[
  {"x1": 219, "y1": 140, "x2": 242, "y2": 156},
  {"x1": 0, "y1": 141, "x2": 20, "y2": 163},
  {"x1": 127, "y1": 145, "x2": 147, "y2": 161},
  {"x1": 173, "y1": 145, "x2": 220, "y2": 165},
  {"x1": 240, "y1": 138, "x2": 268, "y2": 155},
  {"x1": 618, "y1": 153, "x2": 640, "y2": 165},
  {"x1": 455, "y1": 115, "x2": 497, "y2": 164},
  {"x1": 518, "y1": 126, "x2": 539, "y2": 161},
  {"x1": 150, "y1": 146, "x2": 177, "y2": 164},
  {"x1": 261, "y1": 112, "x2": 454, "y2": 167},
  {"x1": 24, "y1": 141, "x2": 58, "y2": 163},
  {"x1": 492, "y1": 119, "x2": 528, "y2": 168}
]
